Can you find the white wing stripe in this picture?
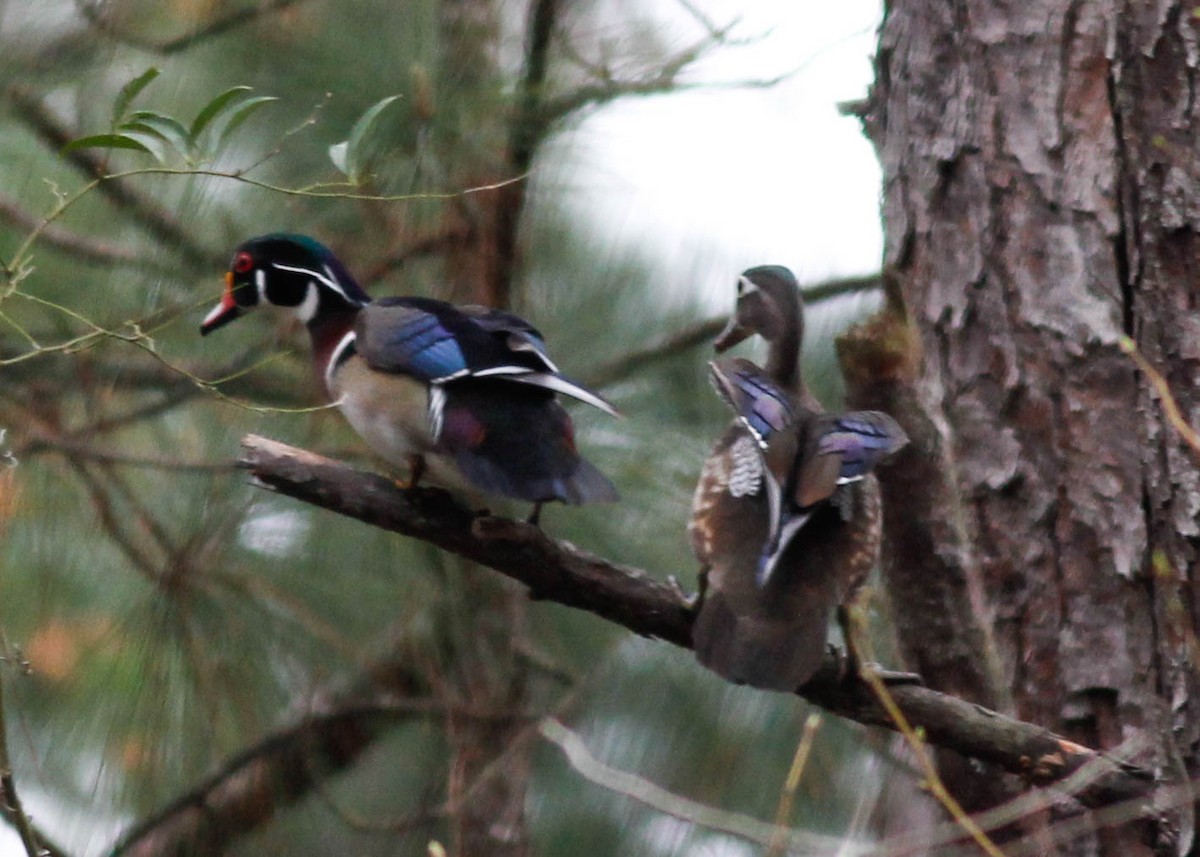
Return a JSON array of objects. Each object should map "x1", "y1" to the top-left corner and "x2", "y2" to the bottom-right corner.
[
  {"x1": 428, "y1": 386, "x2": 447, "y2": 441},
  {"x1": 270, "y1": 262, "x2": 363, "y2": 305},
  {"x1": 471, "y1": 365, "x2": 534, "y2": 378},
  {"x1": 505, "y1": 373, "x2": 620, "y2": 417}
]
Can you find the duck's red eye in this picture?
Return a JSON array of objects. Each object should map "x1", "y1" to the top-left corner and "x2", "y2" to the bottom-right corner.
[{"x1": 232, "y1": 251, "x2": 254, "y2": 274}]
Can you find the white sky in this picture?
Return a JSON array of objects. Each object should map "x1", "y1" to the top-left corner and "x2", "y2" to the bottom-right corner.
[{"x1": 551, "y1": 1, "x2": 884, "y2": 308}]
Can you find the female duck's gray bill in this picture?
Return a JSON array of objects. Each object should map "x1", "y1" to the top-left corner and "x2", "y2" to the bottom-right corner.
[{"x1": 713, "y1": 315, "x2": 752, "y2": 352}]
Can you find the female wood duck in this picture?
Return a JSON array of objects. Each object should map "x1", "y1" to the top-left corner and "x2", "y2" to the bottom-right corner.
[
  {"x1": 200, "y1": 234, "x2": 619, "y2": 515},
  {"x1": 689, "y1": 266, "x2": 907, "y2": 691}
]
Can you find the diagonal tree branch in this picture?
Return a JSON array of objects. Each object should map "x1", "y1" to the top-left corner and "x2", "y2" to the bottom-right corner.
[
  {"x1": 73, "y1": 0, "x2": 311, "y2": 56},
  {"x1": 108, "y1": 700, "x2": 415, "y2": 857},
  {"x1": 0, "y1": 669, "x2": 68, "y2": 857},
  {"x1": 0, "y1": 192, "x2": 177, "y2": 275},
  {"x1": 237, "y1": 434, "x2": 1155, "y2": 815},
  {"x1": 582, "y1": 273, "x2": 882, "y2": 390}
]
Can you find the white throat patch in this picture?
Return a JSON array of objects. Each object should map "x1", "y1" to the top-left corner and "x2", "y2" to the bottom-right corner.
[{"x1": 295, "y1": 282, "x2": 320, "y2": 324}]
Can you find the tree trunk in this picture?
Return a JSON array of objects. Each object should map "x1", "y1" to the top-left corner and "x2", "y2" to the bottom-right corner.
[
  {"x1": 849, "y1": 1, "x2": 1200, "y2": 852},
  {"x1": 433, "y1": 2, "x2": 533, "y2": 854}
]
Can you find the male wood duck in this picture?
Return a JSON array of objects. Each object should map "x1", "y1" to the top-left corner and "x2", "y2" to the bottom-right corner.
[
  {"x1": 200, "y1": 234, "x2": 619, "y2": 515},
  {"x1": 689, "y1": 266, "x2": 907, "y2": 691}
]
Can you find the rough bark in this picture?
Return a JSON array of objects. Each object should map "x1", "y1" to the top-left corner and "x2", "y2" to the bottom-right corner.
[{"x1": 855, "y1": 1, "x2": 1200, "y2": 851}]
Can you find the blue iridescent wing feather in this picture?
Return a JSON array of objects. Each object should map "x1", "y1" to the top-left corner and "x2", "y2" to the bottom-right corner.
[
  {"x1": 817, "y1": 412, "x2": 909, "y2": 483},
  {"x1": 356, "y1": 297, "x2": 619, "y2": 415},
  {"x1": 707, "y1": 357, "x2": 796, "y2": 447}
]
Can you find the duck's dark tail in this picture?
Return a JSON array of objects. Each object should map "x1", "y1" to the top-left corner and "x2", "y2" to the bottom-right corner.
[
  {"x1": 692, "y1": 589, "x2": 830, "y2": 692},
  {"x1": 441, "y1": 383, "x2": 618, "y2": 505}
]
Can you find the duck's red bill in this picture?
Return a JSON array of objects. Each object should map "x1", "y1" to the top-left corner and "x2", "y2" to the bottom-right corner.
[{"x1": 200, "y1": 272, "x2": 243, "y2": 336}]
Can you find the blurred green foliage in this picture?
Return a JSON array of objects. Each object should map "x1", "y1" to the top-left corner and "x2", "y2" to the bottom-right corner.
[{"x1": 0, "y1": 2, "x2": 903, "y2": 855}]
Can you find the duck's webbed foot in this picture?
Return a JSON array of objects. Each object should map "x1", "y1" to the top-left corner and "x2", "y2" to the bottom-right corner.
[
  {"x1": 669, "y1": 567, "x2": 708, "y2": 614},
  {"x1": 834, "y1": 604, "x2": 922, "y2": 686},
  {"x1": 394, "y1": 454, "x2": 426, "y2": 490}
]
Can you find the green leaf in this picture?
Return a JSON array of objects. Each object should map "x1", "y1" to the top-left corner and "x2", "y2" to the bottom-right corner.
[
  {"x1": 339, "y1": 94, "x2": 402, "y2": 181},
  {"x1": 111, "y1": 68, "x2": 160, "y2": 126},
  {"x1": 61, "y1": 133, "x2": 158, "y2": 158},
  {"x1": 189, "y1": 85, "x2": 253, "y2": 143},
  {"x1": 125, "y1": 111, "x2": 191, "y2": 156},
  {"x1": 210, "y1": 96, "x2": 278, "y2": 152},
  {"x1": 111, "y1": 130, "x2": 168, "y2": 163}
]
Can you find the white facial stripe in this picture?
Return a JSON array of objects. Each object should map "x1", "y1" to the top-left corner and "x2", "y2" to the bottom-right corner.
[
  {"x1": 270, "y1": 262, "x2": 355, "y2": 303},
  {"x1": 255, "y1": 267, "x2": 267, "y2": 301},
  {"x1": 325, "y1": 331, "x2": 356, "y2": 391},
  {"x1": 325, "y1": 264, "x2": 360, "y2": 303},
  {"x1": 508, "y1": 336, "x2": 558, "y2": 372},
  {"x1": 295, "y1": 282, "x2": 320, "y2": 324}
]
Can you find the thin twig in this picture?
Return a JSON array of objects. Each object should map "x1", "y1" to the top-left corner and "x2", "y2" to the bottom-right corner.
[
  {"x1": 19, "y1": 445, "x2": 235, "y2": 473},
  {"x1": 540, "y1": 718, "x2": 861, "y2": 855},
  {"x1": 582, "y1": 273, "x2": 881, "y2": 389},
  {"x1": 73, "y1": 0, "x2": 311, "y2": 55},
  {"x1": 361, "y1": 227, "x2": 472, "y2": 286},
  {"x1": 0, "y1": 670, "x2": 47, "y2": 857},
  {"x1": 65, "y1": 457, "x2": 163, "y2": 581},
  {"x1": 5, "y1": 86, "x2": 222, "y2": 272},
  {"x1": 1120, "y1": 335, "x2": 1200, "y2": 455},
  {"x1": 847, "y1": 610, "x2": 1007, "y2": 857},
  {"x1": 766, "y1": 713, "x2": 822, "y2": 857},
  {"x1": 0, "y1": 192, "x2": 176, "y2": 274},
  {"x1": 107, "y1": 701, "x2": 421, "y2": 857}
]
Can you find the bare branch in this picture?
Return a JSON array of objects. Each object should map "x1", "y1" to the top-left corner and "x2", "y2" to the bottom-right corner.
[
  {"x1": 107, "y1": 667, "x2": 555, "y2": 854},
  {"x1": 544, "y1": 13, "x2": 778, "y2": 128},
  {"x1": 511, "y1": 0, "x2": 562, "y2": 170},
  {"x1": 582, "y1": 273, "x2": 882, "y2": 390},
  {"x1": 66, "y1": 458, "x2": 164, "y2": 581},
  {"x1": 0, "y1": 660, "x2": 71, "y2": 857},
  {"x1": 236, "y1": 434, "x2": 1154, "y2": 814},
  {"x1": 3, "y1": 87, "x2": 224, "y2": 272},
  {"x1": 0, "y1": 346, "x2": 308, "y2": 413},
  {"x1": 72, "y1": 0, "x2": 311, "y2": 55},
  {"x1": 539, "y1": 717, "x2": 858, "y2": 855},
  {"x1": 361, "y1": 227, "x2": 472, "y2": 287},
  {"x1": 14, "y1": 443, "x2": 236, "y2": 473},
  {"x1": 540, "y1": 74, "x2": 783, "y2": 129},
  {"x1": 107, "y1": 701, "x2": 417, "y2": 857},
  {"x1": 0, "y1": 192, "x2": 177, "y2": 274},
  {"x1": 583, "y1": 316, "x2": 723, "y2": 390}
]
